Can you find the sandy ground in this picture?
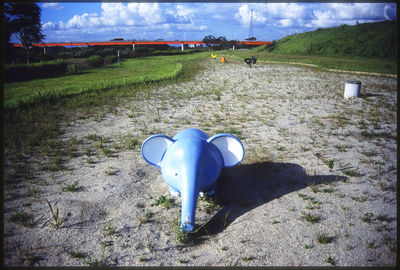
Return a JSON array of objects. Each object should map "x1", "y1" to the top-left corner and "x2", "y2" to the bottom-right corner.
[{"x1": 3, "y1": 59, "x2": 397, "y2": 266}]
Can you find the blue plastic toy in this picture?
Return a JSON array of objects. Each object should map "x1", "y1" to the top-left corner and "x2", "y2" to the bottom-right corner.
[{"x1": 141, "y1": 128, "x2": 245, "y2": 232}]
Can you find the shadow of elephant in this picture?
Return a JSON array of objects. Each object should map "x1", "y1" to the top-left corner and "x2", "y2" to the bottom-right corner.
[{"x1": 193, "y1": 161, "x2": 347, "y2": 236}]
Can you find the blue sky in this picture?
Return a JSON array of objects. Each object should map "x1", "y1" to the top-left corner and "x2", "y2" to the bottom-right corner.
[{"x1": 38, "y1": 2, "x2": 397, "y2": 43}]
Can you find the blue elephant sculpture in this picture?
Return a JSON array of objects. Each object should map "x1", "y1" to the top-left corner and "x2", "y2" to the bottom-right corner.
[{"x1": 141, "y1": 128, "x2": 245, "y2": 232}]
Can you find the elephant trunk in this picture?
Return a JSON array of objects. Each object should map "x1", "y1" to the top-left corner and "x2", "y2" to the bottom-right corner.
[{"x1": 180, "y1": 169, "x2": 199, "y2": 232}]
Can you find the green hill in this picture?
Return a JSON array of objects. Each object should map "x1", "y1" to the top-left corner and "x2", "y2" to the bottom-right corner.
[{"x1": 261, "y1": 20, "x2": 396, "y2": 59}]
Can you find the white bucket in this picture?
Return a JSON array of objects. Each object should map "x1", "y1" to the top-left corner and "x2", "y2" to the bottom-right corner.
[{"x1": 344, "y1": 80, "x2": 361, "y2": 98}]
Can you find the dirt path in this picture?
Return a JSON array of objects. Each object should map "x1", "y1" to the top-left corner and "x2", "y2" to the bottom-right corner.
[{"x1": 3, "y1": 60, "x2": 397, "y2": 266}]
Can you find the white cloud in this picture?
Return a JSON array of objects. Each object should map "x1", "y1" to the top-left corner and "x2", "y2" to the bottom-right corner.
[
  {"x1": 64, "y1": 13, "x2": 101, "y2": 29},
  {"x1": 234, "y1": 4, "x2": 266, "y2": 27},
  {"x1": 328, "y1": 3, "x2": 381, "y2": 20},
  {"x1": 212, "y1": 14, "x2": 224, "y2": 20},
  {"x1": 311, "y1": 10, "x2": 337, "y2": 28},
  {"x1": 265, "y1": 3, "x2": 305, "y2": 19},
  {"x1": 52, "y1": 3, "x2": 197, "y2": 30},
  {"x1": 138, "y1": 3, "x2": 164, "y2": 24},
  {"x1": 101, "y1": 3, "x2": 134, "y2": 26},
  {"x1": 235, "y1": 3, "x2": 305, "y2": 28},
  {"x1": 42, "y1": 3, "x2": 63, "y2": 10},
  {"x1": 43, "y1": 3, "x2": 208, "y2": 41},
  {"x1": 176, "y1": 4, "x2": 194, "y2": 19},
  {"x1": 277, "y1": 19, "x2": 293, "y2": 28},
  {"x1": 309, "y1": 3, "x2": 396, "y2": 28},
  {"x1": 165, "y1": 4, "x2": 194, "y2": 24},
  {"x1": 42, "y1": 21, "x2": 57, "y2": 30}
]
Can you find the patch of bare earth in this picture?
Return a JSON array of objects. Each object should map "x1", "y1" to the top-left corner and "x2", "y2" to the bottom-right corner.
[{"x1": 3, "y1": 60, "x2": 397, "y2": 266}]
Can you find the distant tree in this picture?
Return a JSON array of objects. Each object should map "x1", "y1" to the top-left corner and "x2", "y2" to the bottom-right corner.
[
  {"x1": 216, "y1": 36, "x2": 227, "y2": 44},
  {"x1": 202, "y1": 35, "x2": 231, "y2": 50},
  {"x1": 4, "y1": 1, "x2": 45, "y2": 63},
  {"x1": 202, "y1": 35, "x2": 218, "y2": 46}
]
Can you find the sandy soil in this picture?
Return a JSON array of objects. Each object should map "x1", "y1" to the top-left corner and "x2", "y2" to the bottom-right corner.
[{"x1": 3, "y1": 59, "x2": 397, "y2": 266}]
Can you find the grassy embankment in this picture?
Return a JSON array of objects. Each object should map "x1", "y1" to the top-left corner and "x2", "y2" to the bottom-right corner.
[{"x1": 224, "y1": 20, "x2": 397, "y2": 74}]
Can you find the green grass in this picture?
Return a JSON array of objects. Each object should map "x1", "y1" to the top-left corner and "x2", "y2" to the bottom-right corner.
[
  {"x1": 40, "y1": 156, "x2": 67, "y2": 171},
  {"x1": 317, "y1": 233, "x2": 334, "y2": 244},
  {"x1": 343, "y1": 168, "x2": 361, "y2": 177},
  {"x1": 242, "y1": 254, "x2": 253, "y2": 261},
  {"x1": 301, "y1": 211, "x2": 322, "y2": 223},
  {"x1": 361, "y1": 212, "x2": 374, "y2": 223},
  {"x1": 326, "y1": 159, "x2": 334, "y2": 172},
  {"x1": 4, "y1": 53, "x2": 209, "y2": 110},
  {"x1": 223, "y1": 49, "x2": 396, "y2": 75},
  {"x1": 61, "y1": 180, "x2": 80, "y2": 192},
  {"x1": 138, "y1": 210, "x2": 153, "y2": 225},
  {"x1": 104, "y1": 166, "x2": 117, "y2": 176},
  {"x1": 67, "y1": 250, "x2": 86, "y2": 259},
  {"x1": 200, "y1": 194, "x2": 222, "y2": 214},
  {"x1": 325, "y1": 255, "x2": 337, "y2": 265},
  {"x1": 103, "y1": 222, "x2": 117, "y2": 236},
  {"x1": 8, "y1": 211, "x2": 36, "y2": 227},
  {"x1": 151, "y1": 195, "x2": 173, "y2": 209},
  {"x1": 5, "y1": 57, "x2": 178, "y2": 109},
  {"x1": 272, "y1": 20, "x2": 396, "y2": 59},
  {"x1": 271, "y1": 219, "x2": 280, "y2": 225},
  {"x1": 366, "y1": 240, "x2": 377, "y2": 249},
  {"x1": 46, "y1": 199, "x2": 63, "y2": 229},
  {"x1": 304, "y1": 243, "x2": 313, "y2": 249}
]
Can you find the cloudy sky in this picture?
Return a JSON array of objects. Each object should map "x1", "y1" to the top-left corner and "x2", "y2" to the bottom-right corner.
[{"x1": 39, "y1": 2, "x2": 397, "y2": 42}]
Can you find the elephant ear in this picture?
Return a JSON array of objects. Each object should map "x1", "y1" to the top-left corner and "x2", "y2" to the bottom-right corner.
[
  {"x1": 141, "y1": 134, "x2": 175, "y2": 167},
  {"x1": 208, "y1": 134, "x2": 245, "y2": 167}
]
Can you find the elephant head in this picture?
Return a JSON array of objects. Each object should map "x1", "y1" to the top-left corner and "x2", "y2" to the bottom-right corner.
[{"x1": 141, "y1": 128, "x2": 244, "y2": 232}]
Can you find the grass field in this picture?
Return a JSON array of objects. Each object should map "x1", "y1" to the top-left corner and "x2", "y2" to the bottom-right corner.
[
  {"x1": 4, "y1": 53, "x2": 209, "y2": 110},
  {"x1": 223, "y1": 50, "x2": 396, "y2": 75}
]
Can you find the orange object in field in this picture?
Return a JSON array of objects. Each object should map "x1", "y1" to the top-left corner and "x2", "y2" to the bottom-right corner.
[{"x1": 220, "y1": 56, "x2": 226, "y2": 63}]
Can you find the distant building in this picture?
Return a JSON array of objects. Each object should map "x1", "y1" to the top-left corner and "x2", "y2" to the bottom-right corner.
[{"x1": 188, "y1": 43, "x2": 202, "y2": 48}]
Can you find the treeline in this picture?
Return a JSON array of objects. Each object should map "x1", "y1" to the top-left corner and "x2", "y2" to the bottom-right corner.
[
  {"x1": 4, "y1": 55, "x2": 120, "y2": 83},
  {"x1": 4, "y1": 45, "x2": 208, "y2": 83},
  {"x1": 5, "y1": 44, "x2": 208, "y2": 65},
  {"x1": 259, "y1": 20, "x2": 396, "y2": 59}
]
